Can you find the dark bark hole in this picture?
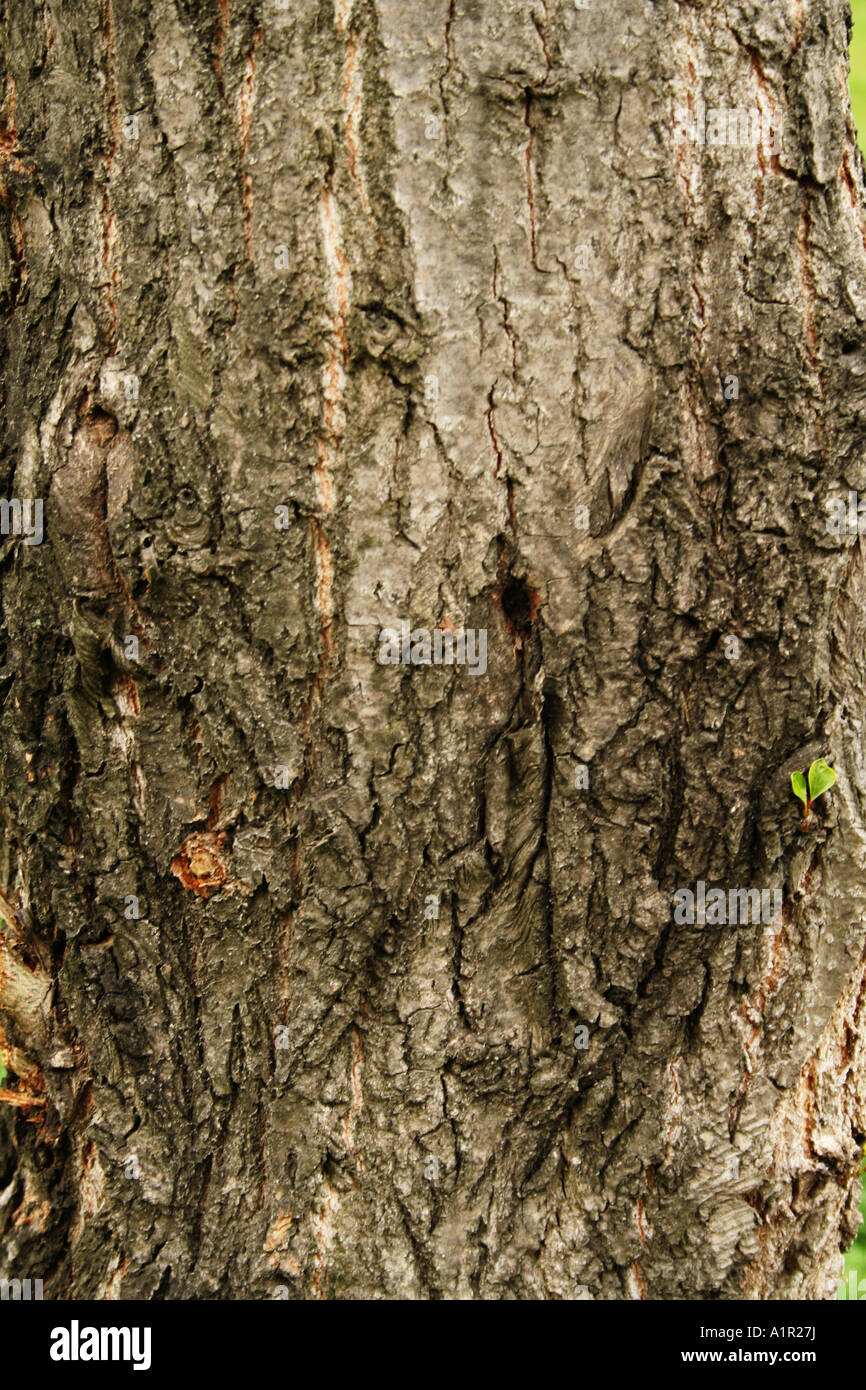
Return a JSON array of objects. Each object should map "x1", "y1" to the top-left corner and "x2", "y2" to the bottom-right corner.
[
  {"x1": 82, "y1": 406, "x2": 118, "y2": 448},
  {"x1": 501, "y1": 575, "x2": 535, "y2": 637}
]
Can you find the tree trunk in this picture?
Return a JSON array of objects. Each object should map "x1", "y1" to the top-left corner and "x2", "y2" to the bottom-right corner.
[{"x1": 1, "y1": 0, "x2": 866, "y2": 1301}]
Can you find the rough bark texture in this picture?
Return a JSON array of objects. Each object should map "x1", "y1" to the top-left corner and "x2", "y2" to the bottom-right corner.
[{"x1": 1, "y1": 0, "x2": 866, "y2": 1301}]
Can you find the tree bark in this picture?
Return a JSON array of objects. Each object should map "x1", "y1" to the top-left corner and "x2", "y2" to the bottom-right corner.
[{"x1": 1, "y1": 0, "x2": 866, "y2": 1300}]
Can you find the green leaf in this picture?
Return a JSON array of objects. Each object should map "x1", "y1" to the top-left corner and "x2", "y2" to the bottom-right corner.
[
  {"x1": 808, "y1": 758, "x2": 836, "y2": 804},
  {"x1": 791, "y1": 771, "x2": 809, "y2": 809},
  {"x1": 0, "y1": 1062, "x2": 6, "y2": 1087}
]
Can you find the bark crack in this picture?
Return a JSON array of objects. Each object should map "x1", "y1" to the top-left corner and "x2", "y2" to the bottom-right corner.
[
  {"x1": 238, "y1": 28, "x2": 263, "y2": 265},
  {"x1": 522, "y1": 91, "x2": 540, "y2": 271},
  {"x1": 337, "y1": 1, "x2": 374, "y2": 226},
  {"x1": 101, "y1": 0, "x2": 121, "y2": 350}
]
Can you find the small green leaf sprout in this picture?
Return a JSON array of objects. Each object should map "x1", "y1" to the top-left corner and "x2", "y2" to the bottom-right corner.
[{"x1": 791, "y1": 757, "x2": 837, "y2": 822}]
